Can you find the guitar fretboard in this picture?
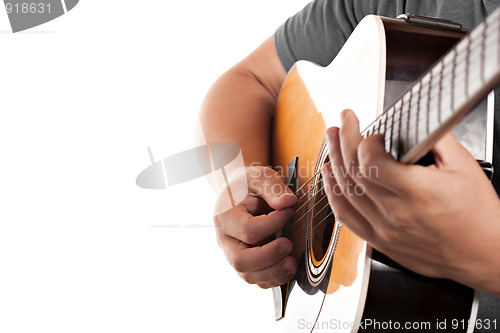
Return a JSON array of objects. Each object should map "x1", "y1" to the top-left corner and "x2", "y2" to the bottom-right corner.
[{"x1": 362, "y1": 8, "x2": 500, "y2": 164}]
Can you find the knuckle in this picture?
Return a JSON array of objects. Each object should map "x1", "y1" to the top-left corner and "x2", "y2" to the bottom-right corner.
[
  {"x1": 258, "y1": 282, "x2": 272, "y2": 289},
  {"x1": 274, "y1": 274, "x2": 293, "y2": 286},
  {"x1": 386, "y1": 205, "x2": 413, "y2": 229},
  {"x1": 262, "y1": 250, "x2": 275, "y2": 268},
  {"x1": 213, "y1": 214, "x2": 223, "y2": 229},
  {"x1": 239, "y1": 272, "x2": 255, "y2": 285},
  {"x1": 231, "y1": 253, "x2": 246, "y2": 273},
  {"x1": 358, "y1": 140, "x2": 377, "y2": 166},
  {"x1": 250, "y1": 166, "x2": 286, "y2": 190},
  {"x1": 241, "y1": 230, "x2": 260, "y2": 245},
  {"x1": 334, "y1": 212, "x2": 348, "y2": 225},
  {"x1": 377, "y1": 227, "x2": 399, "y2": 247}
]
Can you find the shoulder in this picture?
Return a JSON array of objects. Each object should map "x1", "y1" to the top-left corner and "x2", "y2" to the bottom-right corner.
[
  {"x1": 273, "y1": 0, "x2": 497, "y2": 71},
  {"x1": 273, "y1": 0, "x2": 406, "y2": 71}
]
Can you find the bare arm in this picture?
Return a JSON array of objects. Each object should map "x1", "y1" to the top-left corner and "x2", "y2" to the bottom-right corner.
[
  {"x1": 199, "y1": 37, "x2": 298, "y2": 288},
  {"x1": 199, "y1": 36, "x2": 286, "y2": 166}
]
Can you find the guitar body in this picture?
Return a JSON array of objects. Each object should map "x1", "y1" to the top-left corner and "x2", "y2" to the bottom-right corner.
[{"x1": 271, "y1": 15, "x2": 495, "y2": 332}]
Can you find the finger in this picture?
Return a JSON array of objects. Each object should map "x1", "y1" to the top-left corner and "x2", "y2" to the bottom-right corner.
[
  {"x1": 432, "y1": 132, "x2": 478, "y2": 170},
  {"x1": 240, "y1": 256, "x2": 297, "y2": 287},
  {"x1": 214, "y1": 205, "x2": 294, "y2": 245},
  {"x1": 237, "y1": 194, "x2": 274, "y2": 216},
  {"x1": 356, "y1": 133, "x2": 414, "y2": 194},
  {"x1": 338, "y1": 109, "x2": 362, "y2": 170},
  {"x1": 326, "y1": 126, "x2": 353, "y2": 187},
  {"x1": 221, "y1": 235, "x2": 294, "y2": 273},
  {"x1": 246, "y1": 167, "x2": 297, "y2": 210},
  {"x1": 326, "y1": 124, "x2": 381, "y2": 214},
  {"x1": 321, "y1": 162, "x2": 375, "y2": 241}
]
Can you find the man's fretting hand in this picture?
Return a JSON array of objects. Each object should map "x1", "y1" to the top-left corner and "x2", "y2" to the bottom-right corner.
[{"x1": 322, "y1": 109, "x2": 500, "y2": 296}]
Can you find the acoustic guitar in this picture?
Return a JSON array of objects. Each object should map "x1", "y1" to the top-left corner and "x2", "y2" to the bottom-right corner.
[{"x1": 271, "y1": 11, "x2": 499, "y2": 333}]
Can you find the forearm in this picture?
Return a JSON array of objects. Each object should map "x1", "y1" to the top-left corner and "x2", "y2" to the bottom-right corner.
[
  {"x1": 456, "y1": 199, "x2": 500, "y2": 297},
  {"x1": 199, "y1": 70, "x2": 276, "y2": 165},
  {"x1": 198, "y1": 37, "x2": 286, "y2": 167}
]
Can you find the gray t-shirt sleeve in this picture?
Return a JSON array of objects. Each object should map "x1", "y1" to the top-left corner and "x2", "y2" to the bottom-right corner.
[
  {"x1": 274, "y1": 0, "x2": 497, "y2": 72},
  {"x1": 274, "y1": 0, "x2": 405, "y2": 72}
]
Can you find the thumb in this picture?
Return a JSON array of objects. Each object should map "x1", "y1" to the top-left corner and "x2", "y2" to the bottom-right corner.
[
  {"x1": 431, "y1": 132, "x2": 476, "y2": 169},
  {"x1": 246, "y1": 167, "x2": 297, "y2": 210}
]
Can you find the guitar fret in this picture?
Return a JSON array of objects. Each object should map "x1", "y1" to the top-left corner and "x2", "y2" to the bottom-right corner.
[
  {"x1": 426, "y1": 70, "x2": 432, "y2": 138},
  {"x1": 464, "y1": 35, "x2": 471, "y2": 99},
  {"x1": 450, "y1": 48, "x2": 457, "y2": 126},
  {"x1": 392, "y1": 105, "x2": 400, "y2": 159},
  {"x1": 480, "y1": 18, "x2": 487, "y2": 84},
  {"x1": 415, "y1": 81, "x2": 421, "y2": 145},
  {"x1": 424, "y1": 93, "x2": 431, "y2": 140},
  {"x1": 380, "y1": 112, "x2": 387, "y2": 137},
  {"x1": 405, "y1": 89, "x2": 412, "y2": 155},
  {"x1": 395, "y1": 100, "x2": 403, "y2": 159},
  {"x1": 375, "y1": 8, "x2": 500, "y2": 163},
  {"x1": 387, "y1": 10, "x2": 500, "y2": 147},
  {"x1": 374, "y1": 117, "x2": 380, "y2": 134},
  {"x1": 385, "y1": 107, "x2": 394, "y2": 154}
]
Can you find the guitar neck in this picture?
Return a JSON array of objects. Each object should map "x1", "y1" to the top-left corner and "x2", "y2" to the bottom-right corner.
[{"x1": 363, "y1": 8, "x2": 500, "y2": 164}]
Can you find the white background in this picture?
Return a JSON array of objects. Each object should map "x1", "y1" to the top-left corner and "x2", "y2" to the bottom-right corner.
[{"x1": 0, "y1": 1, "x2": 312, "y2": 332}]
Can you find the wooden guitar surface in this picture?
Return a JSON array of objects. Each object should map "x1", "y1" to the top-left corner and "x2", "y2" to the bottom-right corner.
[{"x1": 270, "y1": 13, "x2": 498, "y2": 332}]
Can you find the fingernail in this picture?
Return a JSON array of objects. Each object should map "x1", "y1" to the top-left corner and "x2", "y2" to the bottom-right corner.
[
  {"x1": 277, "y1": 192, "x2": 298, "y2": 206},
  {"x1": 325, "y1": 127, "x2": 338, "y2": 141},
  {"x1": 321, "y1": 163, "x2": 329, "y2": 176},
  {"x1": 340, "y1": 109, "x2": 349, "y2": 125}
]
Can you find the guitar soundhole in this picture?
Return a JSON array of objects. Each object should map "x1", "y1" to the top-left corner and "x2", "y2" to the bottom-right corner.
[{"x1": 310, "y1": 169, "x2": 336, "y2": 265}]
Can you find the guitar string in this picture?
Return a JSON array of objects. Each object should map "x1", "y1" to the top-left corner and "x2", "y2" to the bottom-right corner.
[
  {"x1": 369, "y1": 23, "x2": 495, "y2": 136},
  {"x1": 284, "y1": 64, "x2": 488, "y2": 235},
  {"x1": 380, "y1": 60, "x2": 488, "y2": 149},
  {"x1": 285, "y1": 58, "x2": 492, "y2": 234},
  {"x1": 385, "y1": 46, "x2": 487, "y2": 129},
  {"x1": 292, "y1": 181, "x2": 328, "y2": 228},
  {"x1": 288, "y1": 177, "x2": 347, "y2": 238},
  {"x1": 292, "y1": 175, "x2": 323, "y2": 214},
  {"x1": 276, "y1": 18, "x2": 500, "y2": 237},
  {"x1": 290, "y1": 20, "x2": 495, "y2": 198},
  {"x1": 348, "y1": 9, "x2": 500, "y2": 150},
  {"x1": 370, "y1": 54, "x2": 492, "y2": 160},
  {"x1": 305, "y1": 17, "x2": 499, "y2": 232},
  {"x1": 289, "y1": 60, "x2": 489, "y2": 227},
  {"x1": 370, "y1": 32, "x2": 496, "y2": 151},
  {"x1": 287, "y1": 180, "x2": 333, "y2": 236},
  {"x1": 375, "y1": 47, "x2": 487, "y2": 139}
]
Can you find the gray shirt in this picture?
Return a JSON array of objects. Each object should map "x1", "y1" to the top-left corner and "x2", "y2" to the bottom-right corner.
[{"x1": 275, "y1": 0, "x2": 500, "y2": 71}]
